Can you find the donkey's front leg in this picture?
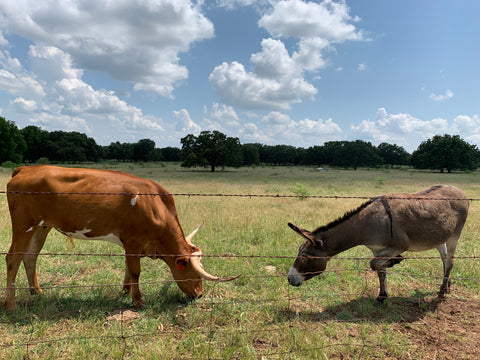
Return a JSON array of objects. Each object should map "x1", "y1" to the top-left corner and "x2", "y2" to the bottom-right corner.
[
  {"x1": 370, "y1": 258, "x2": 389, "y2": 304},
  {"x1": 369, "y1": 250, "x2": 404, "y2": 305},
  {"x1": 375, "y1": 269, "x2": 388, "y2": 304}
]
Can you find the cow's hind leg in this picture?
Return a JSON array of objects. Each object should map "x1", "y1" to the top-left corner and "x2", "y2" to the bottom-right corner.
[
  {"x1": 437, "y1": 237, "x2": 458, "y2": 298},
  {"x1": 124, "y1": 252, "x2": 145, "y2": 308},
  {"x1": 23, "y1": 227, "x2": 50, "y2": 295},
  {"x1": 5, "y1": 232, "x2": 33, "y2": 312}
]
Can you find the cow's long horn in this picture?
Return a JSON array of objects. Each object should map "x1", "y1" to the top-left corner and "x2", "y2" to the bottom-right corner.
[
  {"x1": 185, "y1": 223, "x2": 203, "y2": 246},
  {"x1": 190, "y1": 251, "x2": 240, "y2": 282}
]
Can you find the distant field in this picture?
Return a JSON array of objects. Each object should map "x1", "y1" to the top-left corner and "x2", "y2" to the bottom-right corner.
[{"x1": 0, "y1": 163, "x2": 479, "y2": 359}]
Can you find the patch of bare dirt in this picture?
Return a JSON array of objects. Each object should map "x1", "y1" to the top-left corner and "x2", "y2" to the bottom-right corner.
[
  {"x1": 395, "y1": 297, "x2": 480, "y2": 359},
  {"x1": 105, "y1": 309, "x2": 140, "y2": 322}
]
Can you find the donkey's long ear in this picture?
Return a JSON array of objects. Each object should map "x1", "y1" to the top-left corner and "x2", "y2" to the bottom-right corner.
[{"x1": 288, "y1": 222, "x2": 322, "y2": 246}]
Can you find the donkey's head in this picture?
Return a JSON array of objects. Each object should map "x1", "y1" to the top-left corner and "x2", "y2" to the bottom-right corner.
[{"x1": 287, "y1": 222, "x2": 330, "y2": 287}]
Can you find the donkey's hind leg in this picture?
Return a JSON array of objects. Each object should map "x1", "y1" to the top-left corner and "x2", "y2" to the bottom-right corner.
[{"x1": 437, "y1": 237, "x2": 458, "y2": 298}]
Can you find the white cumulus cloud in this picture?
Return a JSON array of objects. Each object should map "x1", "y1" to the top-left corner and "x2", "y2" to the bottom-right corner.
[
  {"x1": 259, "y1": 0, "x2": 363, "y2": 41},
  {"x1": 209, "y1": 0, "x2": 364, "y2": 111},
  {"x1": 0, "y1": 50, "x2": 45, "y2": 98},
  {"x1": 12, "y1": 97, "x2": 37, "y2": 113},
  {"x1": 0, "y1": 0, "x2": 214, "y2": 98},
  {"x1": 209, "y1": 59, "x2": 317, "y2": 110},
  {"x1": 11, "y1": 97, "x2": 37, "y2": 113},
  {"x1": 1, "y1": 44, "x2": 166, "y2": 139},
  {"x1": 452, "y1": 114, "x2": 480, "y2": 144},
  {"x1": 429, "y1": 89, "x2": 454, "y2": 102},
  {"x1": 0, "y1": 31, "x2": 8, "y2": 46},
  {"x1": 259, "y1": 111, "x2": 343, "y2": 144},
  {"x1": 351, "y1": 108, "x2": 451, "y2": 151},
  {"x1": 174, "y1": 108, "x2": 201, "y2": 133}
]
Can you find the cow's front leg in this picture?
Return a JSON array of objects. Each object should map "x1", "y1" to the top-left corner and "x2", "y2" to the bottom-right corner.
[
  {"x1": 5, "y1": 252, "x2": 23, "y2": 312},
  {"x1": 123, "y1": 257, "x2": 131, "y2": 295},
  {"x1": 125, "y1": 254, "x2": 145, "y2": 308}
]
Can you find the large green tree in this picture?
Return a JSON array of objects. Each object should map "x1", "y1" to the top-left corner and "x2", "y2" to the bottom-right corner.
[
  {"x1": 0, "y1": 117, "x2": 27, "y2": 163},
  {"x1": 181, "y1": 130, "x2": 243, "y2": 171},
  {"x1": 410, "y1": 134, "x2": 479, "y2": 173},
  {"x1": 160, "y1": 147, "x2": 181, "y2": 161},
  {"x1": 105, "y1": 141, "x2": 134, "y2": 161},
  {"x1": 301, "y1": 145, "x2": 328, "y2": 165},
  {"x1": 133, "y1": 138, "x2": 155, "y2": 162},
  {"x1": 20, "y1": 125, "x2": 51, "y2": 162},
  {"x1": 258, "y1": 144, "x2": 299, "y2": 165},
  {"x1": 242, "y1": 143, "x2": 260, "y2": 166},
  {"x1": 327, "y1": 140, "x2": 383, "y2": 169},
  {"x1": 45, "y1": 131, "x2": 103, "y2": 162},
  {"x1": 377, "y1": 143, "x2": 411, "y2": 168}
]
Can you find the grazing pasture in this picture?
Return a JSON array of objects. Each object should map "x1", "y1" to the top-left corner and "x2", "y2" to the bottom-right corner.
[{"x1": 0, "y1": 163, "x2": 479, "y2": 359}]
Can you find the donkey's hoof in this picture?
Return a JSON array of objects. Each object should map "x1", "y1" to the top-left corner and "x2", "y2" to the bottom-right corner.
[{"x1": 374, "y1": 296, "x2": 386, "y2": 306}]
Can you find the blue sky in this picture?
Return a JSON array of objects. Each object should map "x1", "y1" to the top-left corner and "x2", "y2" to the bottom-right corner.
[{"x1": 0, "y1": 0, "x2": 479, "y2": 152}]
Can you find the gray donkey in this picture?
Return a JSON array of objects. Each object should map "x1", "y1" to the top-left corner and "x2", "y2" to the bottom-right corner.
[{"x1": 288, "y1": 185, "x2": 469, "y2": 303}]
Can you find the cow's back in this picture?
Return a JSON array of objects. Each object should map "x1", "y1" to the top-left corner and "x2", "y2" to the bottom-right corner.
[{"x1": 7, "y1": 165, "x2": 179, "y2": 242}]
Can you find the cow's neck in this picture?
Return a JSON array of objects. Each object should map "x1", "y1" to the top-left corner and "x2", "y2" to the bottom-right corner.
[{"x1": 142, "y1": 225, "x2": 190, "y2": 259}]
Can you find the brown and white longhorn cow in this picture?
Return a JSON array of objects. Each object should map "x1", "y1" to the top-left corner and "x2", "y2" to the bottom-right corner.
[
  {"x1": 5, "y1": 165, "x2": 237, "y2": 312},
  {"x1": 288, "y1": 185, "x2": 469, "y2": 304}
]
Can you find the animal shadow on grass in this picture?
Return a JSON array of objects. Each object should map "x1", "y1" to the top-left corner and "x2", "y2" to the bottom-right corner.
[
  {"x1": 279, "y1": 290, "x2": 442, "y2": 324},
  {"x1": 2, "y1": 282, "x2": 193, "y2": 324}
]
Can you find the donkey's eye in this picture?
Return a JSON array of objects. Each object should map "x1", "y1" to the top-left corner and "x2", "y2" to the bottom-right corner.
[{"x1": 301, "y1": 256, "x2": 314, "y2": 263}]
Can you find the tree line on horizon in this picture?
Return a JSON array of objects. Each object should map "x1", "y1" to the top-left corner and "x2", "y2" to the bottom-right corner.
[{"x1": 1, "y1": 116, "x2": 479, "y2": 173}]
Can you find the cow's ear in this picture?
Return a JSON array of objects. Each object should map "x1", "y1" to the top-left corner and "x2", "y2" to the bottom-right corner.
[{"x1": 175, "y1": 257, "x2": 188, "y2": 270}]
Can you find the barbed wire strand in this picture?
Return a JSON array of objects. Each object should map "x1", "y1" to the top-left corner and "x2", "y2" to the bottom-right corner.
[{"x1": 1, "y1": 189, "x2": 479, "y2": 202}]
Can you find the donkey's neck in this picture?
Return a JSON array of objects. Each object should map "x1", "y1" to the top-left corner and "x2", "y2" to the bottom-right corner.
[{"x1": 322, "y1": 218, "x2": 366, "y2": 256}]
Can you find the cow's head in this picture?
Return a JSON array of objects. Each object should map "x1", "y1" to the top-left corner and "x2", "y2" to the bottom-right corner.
[
  {"x1": 287, "y1": 222, "x2": 329, "y2": 287},
  {"x1": 169, "y1": 224, "x2": 239, "y2": 299}
]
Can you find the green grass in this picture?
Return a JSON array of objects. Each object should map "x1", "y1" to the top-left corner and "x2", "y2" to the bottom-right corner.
[{"x1": 0, "y1": 163, "x2": 479, "y2": 359}]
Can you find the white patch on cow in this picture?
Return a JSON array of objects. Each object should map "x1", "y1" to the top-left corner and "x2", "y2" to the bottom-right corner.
[
  {"x1": 26, "y1": 227, "x2": 34, "y2": 232},
  {"x1": 131, "y1": 194, "x2": 139, "y2": 206},
  {"x1": 38, "y1": 220, "x2": 44, "y2": 226},
  {"x1": 58, "y1": 228, "x2": 123, "y2": 248},
  {"x1": 287, "y1": 266, "x2": 305, "y2": 286}
]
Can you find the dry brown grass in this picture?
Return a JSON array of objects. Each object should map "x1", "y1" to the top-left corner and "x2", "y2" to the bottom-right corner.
[{"x1": 0, "y1": 163, "x2": 479, "y2": 359}]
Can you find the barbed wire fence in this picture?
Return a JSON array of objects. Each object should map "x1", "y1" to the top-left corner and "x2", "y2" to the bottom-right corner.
[
  {"x1": 2, "y1": 259, "x2": 478, "y2": 359},
  {"x1": 0, "y1": 190, "x2": 479, "y2": 359}
]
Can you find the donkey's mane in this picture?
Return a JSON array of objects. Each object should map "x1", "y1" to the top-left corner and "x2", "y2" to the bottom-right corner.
[
  {"x1": 310, "y1": 185, "x2": 447, "y2": 235},
  {"x1": 312, "y1": 198, "x2": 376, "y2": 235},
  {"x1": 413, "y1": 184, "x2": 443, "y2": 196}
]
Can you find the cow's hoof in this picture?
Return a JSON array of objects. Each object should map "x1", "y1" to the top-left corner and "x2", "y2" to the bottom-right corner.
[{"x1": 132, "y1": 299, "x2": 146, "y2": 309}]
